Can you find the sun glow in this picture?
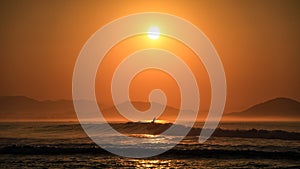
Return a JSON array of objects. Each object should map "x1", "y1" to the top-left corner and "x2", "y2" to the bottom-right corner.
[
  {"x1": 143, "y1": 119, "x2": 169, "y2": 124},
  {"x1": 147, "y1": 26, "x2": 160, "y2": 40}
]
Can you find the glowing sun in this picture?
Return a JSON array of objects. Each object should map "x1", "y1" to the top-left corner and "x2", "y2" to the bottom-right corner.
[{"x1": 147, "y1": 26, "x2": 160, "y2": 40}]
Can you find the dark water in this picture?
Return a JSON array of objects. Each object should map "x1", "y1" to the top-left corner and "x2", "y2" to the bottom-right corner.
[{"x1": 1, "y1": 122, "x2": 300, "y2": 168}]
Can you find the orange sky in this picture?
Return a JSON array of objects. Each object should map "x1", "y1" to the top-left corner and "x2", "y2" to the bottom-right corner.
[
  {"x1": 0, "y1": 0, "x2": 299, "y2": 113},
  {"x1": 95, "y1": 35, "x2": 210, "y2": 111}
]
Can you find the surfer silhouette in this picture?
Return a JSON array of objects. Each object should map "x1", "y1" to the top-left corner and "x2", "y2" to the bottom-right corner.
[{"x1": 151, "y1": 117, "x2": 156, "y2": 123}]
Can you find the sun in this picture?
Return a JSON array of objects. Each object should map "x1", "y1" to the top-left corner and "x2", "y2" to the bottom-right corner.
[{"x1": 147, "y1": 26, "x2": 160, "y2": 40}]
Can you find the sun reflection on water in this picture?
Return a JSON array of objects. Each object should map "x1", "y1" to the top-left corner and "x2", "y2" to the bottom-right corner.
[{"x1": 130, "y1": 159, "x2": 172, "y2": 168}]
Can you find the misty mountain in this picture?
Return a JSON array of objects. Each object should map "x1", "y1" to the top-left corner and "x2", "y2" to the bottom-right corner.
[
  {"x1": 226, "y1": 97, "x2": 300, "y2": 120},
  {"x1": 0, "y1": 96, "x2": 188, "y2": 121},
  {"x1": 1, "y1": 96, "x2": 300, "y2": 121},
  {"x1": 0, "y1": 96, "x2": 75, "y2": 120},
  {"x1": 0, "y1": 96, "x2": 194, "y2": 121}
]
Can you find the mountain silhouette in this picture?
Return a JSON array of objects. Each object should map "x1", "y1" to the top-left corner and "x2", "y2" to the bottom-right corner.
[
  {"x1": 0, "y1": 96, "x2": 75, "y2": 121},
  {"x1": 226, "y1": 97, "x2": 300, "y2": 120},
  {"x1": 1, "y1": 96, "x2": 299, "y2": 121},
  {"x1": 0, "y1": 96, "x2": 190, "y2": 121}
]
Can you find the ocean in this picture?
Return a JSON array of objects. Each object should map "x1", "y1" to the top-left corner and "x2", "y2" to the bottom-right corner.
[{"x1": 1, "y1": 122, "x2": 300, "y2": 168}]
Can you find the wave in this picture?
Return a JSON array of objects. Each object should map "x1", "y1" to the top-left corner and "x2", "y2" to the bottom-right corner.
[
  {"x1": 2, "y1": 122, "x2": 300, "y2": 140},
  {"x1": 210, "y1": 128, "x2": 300, "y2": 140},
  {"x1": 109, "y1": 122, "x2": 300, "y2": 140},
  {"x1": 1, "y1": 144, "x2": 299, "y2": 160}
]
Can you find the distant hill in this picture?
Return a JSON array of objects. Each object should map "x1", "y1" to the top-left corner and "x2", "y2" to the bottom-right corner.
[
  {"x1": 0, "y1": 96, "x2": 75, "y2": 121},
  {"x1": 225, "y1": 97, "x2": 300, "y2": 121},
  {"x1": 0, "y1": 96, "x2": 196, "y2": 122},
  {"x1": 1, "y1": 96, "x2": 299, "y2": 121}
]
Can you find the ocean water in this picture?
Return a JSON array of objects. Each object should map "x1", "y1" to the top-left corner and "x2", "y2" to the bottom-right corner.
[{"x1": 1, "y1": 122, "x2": 300, "y2": 168}]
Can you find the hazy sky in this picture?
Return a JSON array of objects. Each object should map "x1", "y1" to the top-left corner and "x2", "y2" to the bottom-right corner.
[{"x1": 0, "y1": 0, "x2": 299, "y2": 112}]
